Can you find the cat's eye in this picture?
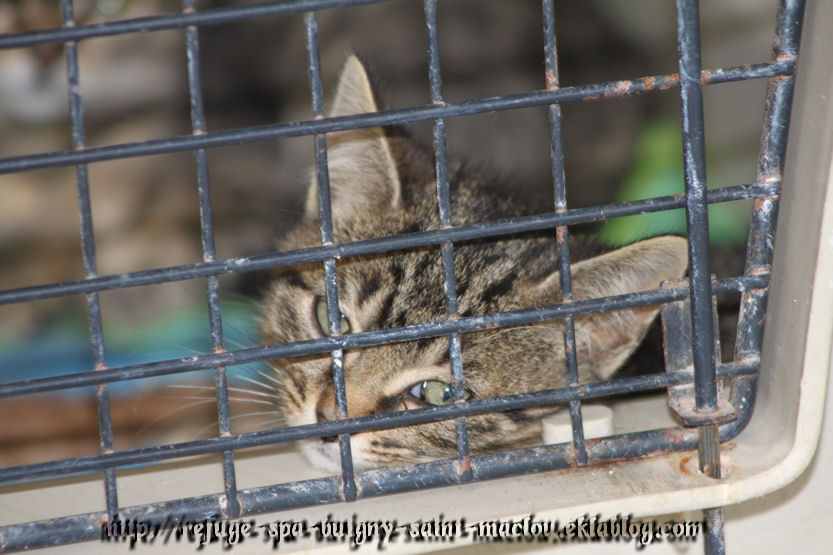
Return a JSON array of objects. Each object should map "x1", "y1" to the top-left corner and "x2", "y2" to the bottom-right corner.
[
  {"x1": 409, "y1": 380, "x2": 471, "y2": 406},
  {"x1": 314, "y1": 296, "x2": 351, "y2": 336},
  {"x1": 95, "y1": 0, "x2": 131, "y2": 17}
]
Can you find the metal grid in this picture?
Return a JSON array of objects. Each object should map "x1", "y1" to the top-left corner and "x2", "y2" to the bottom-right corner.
[{"x1": 0, "y1": 0, "x2": 805, "y2": 551}]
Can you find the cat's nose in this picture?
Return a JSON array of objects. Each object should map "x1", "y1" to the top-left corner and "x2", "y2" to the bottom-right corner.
[
  {"x1": 315, "y1": 385, "x2": 338, "y2": 423},
  {"x1": 315, "y1": 409, "x2": 339, "y2": 443}
]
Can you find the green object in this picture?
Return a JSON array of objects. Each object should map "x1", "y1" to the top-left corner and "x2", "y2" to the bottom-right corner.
[{"x1": 596, "y1": 120, "x2": 750, "y2": 247}]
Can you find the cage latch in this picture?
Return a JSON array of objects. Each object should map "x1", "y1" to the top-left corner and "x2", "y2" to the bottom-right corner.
[{"x1": 660, "y1": 279, "x2": 736, "y2": 426}]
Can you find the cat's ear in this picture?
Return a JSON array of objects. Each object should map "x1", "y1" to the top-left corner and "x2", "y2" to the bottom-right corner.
[
  {"x1": 305, "y1": 55, "x2": 402, "y2": 223},
  {"x1": 540, "y1": 236, "x2": 689, "y2": 380}
]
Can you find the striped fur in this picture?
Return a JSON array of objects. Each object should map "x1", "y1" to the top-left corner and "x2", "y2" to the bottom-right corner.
[{"x1": 259, "y1": 56, "x2": 688, "y2": 471}]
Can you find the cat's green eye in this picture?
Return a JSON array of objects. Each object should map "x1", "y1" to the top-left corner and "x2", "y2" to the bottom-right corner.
[
  {"x1": 314, "y1": 296, "x2": 351, "y2": 336},
  {"x1": 95, "y1": 0, "x2": 131, "y2": 17},
  {"x1": 409, "y1": 380, "x2": 471, "y2": 406}
]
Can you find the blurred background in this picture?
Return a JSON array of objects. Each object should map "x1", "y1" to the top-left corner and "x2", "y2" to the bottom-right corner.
[{"x1": 0, "y1": 0, "x2": 778, "y2": 466}]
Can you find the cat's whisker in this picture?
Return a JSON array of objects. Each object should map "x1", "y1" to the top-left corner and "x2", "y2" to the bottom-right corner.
[
  {"x1": 219, "y1": 335, "x2": 257, "y2": 351},
  {"x1": 229, "y1": 397, "x2": 276, "y2": 407},
  {"x1": 194, "y1": 411, "x2": 283, "y2": 438},
  {"x1": 163, "y1": 384, "x2": 216, "y2": 392},
  {"x1": 136, "y1": 398, "x2": 218, "y2": 436},
  {"x1": 230, "y1": 411, "x2": 281, "y2": 421},
  {"x1": 227, "y1": 386, "x2": 276, "y2": 401},
  {"x1": 467, "y1": 324, "x2": 545, "y2": 347},
  {"x1": 233, "y1": 371, "x2": 281, "y2": 391},
  {"x1": 254, "y1": 56, "x2": 690, "y2": 470},
  {"x1": 148, "y1": 384, "x2": 272, "y2": 407}
]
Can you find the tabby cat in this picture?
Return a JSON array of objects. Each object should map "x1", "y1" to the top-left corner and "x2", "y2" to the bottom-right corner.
[{"x1": 260, "y1": 56, "x2": 688, "y2": 472}]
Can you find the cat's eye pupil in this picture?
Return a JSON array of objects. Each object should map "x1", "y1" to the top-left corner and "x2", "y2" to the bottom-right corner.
[
  {"x1": 314, "y1": 296, "x2": 350, "y2": 336},
  {"x1": 410, "y1": 380, "x2": 470, "y2": 406}
]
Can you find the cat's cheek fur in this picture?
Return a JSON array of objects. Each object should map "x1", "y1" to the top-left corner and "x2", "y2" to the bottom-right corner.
[
  {"x1": 298, "y1": 440, "x2": 346, "y2": 474},
  {"x1": 297, "y1": 434, "x2": 403, "y2": 473},
  {"x1": 259, "y1": 56, "x2": 690, "y2": 471}
]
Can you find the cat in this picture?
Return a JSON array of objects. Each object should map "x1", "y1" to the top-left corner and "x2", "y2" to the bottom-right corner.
[{"x1": 259, "y1": 56, "x2": 688, "y2": 473}]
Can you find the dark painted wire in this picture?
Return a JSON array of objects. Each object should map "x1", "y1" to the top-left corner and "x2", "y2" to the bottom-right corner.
[
  {"x1": 725, "y1": 0, "x2": 805, "y2": 438},
  {"x1": 0, "y1": 1, "x2": 806, "y2": 548},
  {"x1": 0, "y1": 0, "x2": 395, "y2": 50},
  {"x1": 676, "y1": 0, "x2": 717, "y2": 412},
  {"x1": 0, "y1": 62, "x2": 793, "y2": 176},
  {"x1": 424, "y1": 0, "x2": 472, "y2": 480},
  {"x1": 60, "y1": 0, "x2": 118, "y2": 519},
  {"x1": 0, "y1": 358, "x2": 757, "y2": 486},
  {"x1": 0, "y1": 183, "x2": 773, "y2": 308},
  {"x1": 542, "y1": 0, "x2": 587, "y2": 465},
  {"x1": 703, "y1": 507, "x2": 726, "y2": 555},
  {"x1": 0, "y1": 274, "x2": 767, "y2": 400},
  {"x1": 182, "y1": 0, "x2": 240, "y2": 518},
  {"x1": 304, "y1": 11, "x2": 357, "y2": 501},
  {"x1": 0, "y1": 418, "x2": 712, "y2": 552}
]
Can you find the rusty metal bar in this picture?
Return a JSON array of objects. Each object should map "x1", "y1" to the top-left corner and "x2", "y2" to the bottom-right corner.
[
  {"x1": 60, "y1": 0, "x2": 119, "y2": 519},
  {"x1": 182, "y1": 0, "x2": 240, "y2": 518},
  {"x1": 0, "y1": 358, "x2": 757, "y2": 486},
  {"x1": 0, "y1": 276, "x2": 765, "y2": 400},
  {"x1": 724, "y1": 0, "x2": 806, "y2": 439},
  {"x1": 0, "y1": 62, "x2": 793, "y2": 177},
  {"x1": 304, "y1": 10, "x2": 358, "y2": 501},
  {"x1": 424, "y1": 0, "x2": 473, "y2": 479},
  {"x1": 0, "y1": 183, "x2": 772, "y2": 308},
  {"x1": 542, "y1": 0, "x2": 587, "y2": 465}
]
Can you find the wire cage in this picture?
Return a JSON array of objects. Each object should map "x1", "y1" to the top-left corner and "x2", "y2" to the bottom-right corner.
[{"x1": 0, "y1": 0, "x2": 816, "y2": 553}]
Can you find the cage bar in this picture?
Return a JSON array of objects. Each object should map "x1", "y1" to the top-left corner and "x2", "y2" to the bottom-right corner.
[
  {"x1": 304, "y1": 10, "x2": 358, "y2": 501},
  {"x1": 724, "y1": 0, "x2": 806, "y2": 440},
  {"x1": 0, "y1": 183, "x2": 771, "y2": 308},
  {"x1": 0, "y1": 275, "x2": 765, "y2": 402},
  {"x1": 542, "y1": 0, "x2": 587, "y2": 465},
  {"x1": 60, "y1": 0, "x2": 119, "y2": 520},
  {"x1": 0, "y1": 0, "x2": 808, "y2": 551},
  {"x1": 423, "y1": 0, "x2": 473, "y2": 479},
  {"x1": 0, "y1": 64, "x2": 793, "y2": 176},
  {"x1": 182, "y1": 0, "x2": 240, "y2": 518}
]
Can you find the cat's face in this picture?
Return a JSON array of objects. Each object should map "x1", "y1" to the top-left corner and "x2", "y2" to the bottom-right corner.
[{"x1": 260, "y1": 57, "x2": 688, "y2": 472}]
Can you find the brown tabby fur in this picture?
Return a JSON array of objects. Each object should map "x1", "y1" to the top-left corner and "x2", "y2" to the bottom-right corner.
[{"x1": 259, "y1": 56, "x2": 688, "y2": 472}]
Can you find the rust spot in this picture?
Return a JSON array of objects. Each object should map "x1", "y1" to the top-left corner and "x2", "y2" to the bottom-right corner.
[
  {"x1": 606, "y1": 80, "x2": 632, "y2": 97},
  {"x1": 776, "y1": 52, "x2": 797, "y2": 62},
  {"x1": 642, "y1": 76, "x2": 658, "y2": 90},
  {"x1": 736, "y1": 353, "x2": 760, "y2": 366},
  {"x1": 545, "y1": 70, "x2": 558, "y2": 90},
  {"x1": 679, "y1": 452, "x2": 697, "y2": 474},
  {"x1": 455, "y1": 455, "x2": 472, "y2": 476},
  {"x1": 746, "y1": 265, "x2": 770, "y2": 276},
  {"x1": 583, "y1": 95, "x2": 600, "y2": 102},
  {"x1": 700, "y1": 69, "x2": 714, "y2": 85}
]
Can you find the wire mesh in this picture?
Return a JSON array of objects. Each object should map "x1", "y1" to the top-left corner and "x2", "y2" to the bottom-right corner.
[{"x1": 0, "y1": 0, "x2": 806, "y2": 551}]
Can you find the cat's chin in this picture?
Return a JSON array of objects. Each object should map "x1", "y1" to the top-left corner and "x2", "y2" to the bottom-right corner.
[{"x1": 298, "y1": 438, "x2": 379, "y2": 474}]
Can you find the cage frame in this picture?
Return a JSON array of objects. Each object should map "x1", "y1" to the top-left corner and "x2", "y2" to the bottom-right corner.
[{"x1": 0, "y1": 0, "x2": 822, "y2": 553}]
